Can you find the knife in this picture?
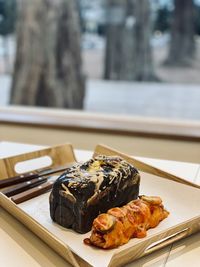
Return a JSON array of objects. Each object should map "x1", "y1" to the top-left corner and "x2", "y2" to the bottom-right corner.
[
  {"x1": 0, "y1": 163, "x2": 73, "y2": 189},
  {"x1": 1, "y1": 176, "x2": 48, "y2": 197}
]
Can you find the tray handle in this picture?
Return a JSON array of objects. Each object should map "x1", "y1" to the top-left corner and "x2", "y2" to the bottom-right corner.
[
  {"x1": 0, "y1": 143, "x2": 76, "y2": 179},
  {"x1": 144, "y1": 228, "x2": 189, "y2": 256}
]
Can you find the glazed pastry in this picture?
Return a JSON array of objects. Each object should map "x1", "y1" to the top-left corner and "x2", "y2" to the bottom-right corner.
[
  {"x1": 84, "y1": 195, "x2": 169, "y2": 248},
  {"x1": 49, "y1": 155, "x2": 140, "y2": 233}
]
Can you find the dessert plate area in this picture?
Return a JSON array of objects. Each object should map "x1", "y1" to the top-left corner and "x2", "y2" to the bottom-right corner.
[
  {"x1": 1, "y1": 143, "x2": 200, "y2": 267},
  {"x1": 1, "y1": 171, "x2": 199, "y2": 267}
]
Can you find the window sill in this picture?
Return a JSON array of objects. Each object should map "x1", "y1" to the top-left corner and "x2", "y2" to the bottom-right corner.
[{"x1": 0, "y1": 106, "x2": 200, "y2": 142}]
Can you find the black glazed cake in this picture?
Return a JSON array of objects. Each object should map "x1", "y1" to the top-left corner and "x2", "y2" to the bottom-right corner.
[{"x1": 49, "y1": 155, "x2": 140, "y2": 233}]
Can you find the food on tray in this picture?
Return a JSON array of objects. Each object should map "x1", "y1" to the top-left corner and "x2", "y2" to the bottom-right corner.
[
  {"x1": 49, "y1": 155, "x2": 140, "y2": 233},
  {"x1": 84, "y1": 195, "x2": 169, "y2": 249}
]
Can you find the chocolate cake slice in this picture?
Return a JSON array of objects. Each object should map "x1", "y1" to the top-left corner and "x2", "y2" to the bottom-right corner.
[{"x1": 49, "y1": 155, "x2": 140, "y2": 233}]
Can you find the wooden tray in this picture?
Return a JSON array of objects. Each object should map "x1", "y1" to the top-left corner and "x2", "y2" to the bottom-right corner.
[{"x1": 0, "y1": 144, "x2": 200, "y2": 267}]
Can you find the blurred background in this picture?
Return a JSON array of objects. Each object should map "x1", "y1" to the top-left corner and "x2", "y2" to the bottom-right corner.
[{"x1": 0, "y1": 0, "x2": 200, "y2": 120}]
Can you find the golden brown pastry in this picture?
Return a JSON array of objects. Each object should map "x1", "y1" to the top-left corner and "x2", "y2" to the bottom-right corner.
[{"x1": 84, "y1": 195, "x2": 169, "y2": 249}]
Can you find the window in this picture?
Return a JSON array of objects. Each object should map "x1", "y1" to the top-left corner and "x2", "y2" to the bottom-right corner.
[{"x1": 0, "y1": 0, "x2": 200, "y2": 122}]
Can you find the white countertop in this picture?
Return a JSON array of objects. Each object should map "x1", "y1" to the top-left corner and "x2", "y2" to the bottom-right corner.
[{"x1": 0, "y1": 141, "x2": 200, "y2": 267}]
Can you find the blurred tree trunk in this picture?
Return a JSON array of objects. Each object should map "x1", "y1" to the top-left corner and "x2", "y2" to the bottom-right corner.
[
  {"x1": 10, "y1": 0, "x2": 85, "y2": 108},
  {"x1": 104, "y1": 0, "x2": 157, "y2": 81},
  {"x1": 166, "y1": 0, "x2": 195, "y2": 66}
]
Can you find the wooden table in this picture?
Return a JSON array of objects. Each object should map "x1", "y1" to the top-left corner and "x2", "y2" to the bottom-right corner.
[{"x1": 0, "y1": 141, "x2": 200, "y2": 267}]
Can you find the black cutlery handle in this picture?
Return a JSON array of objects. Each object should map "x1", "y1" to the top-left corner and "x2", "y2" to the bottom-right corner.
[
  {"x1": 0, "y1": 163, "x2": 72, "y2": 189},
  {"x1": 1, "y1": 177, "x2": 48, "y2": 197},
  {"x1": 0, "y1": 172, "x2": 39, "y2": 189}
]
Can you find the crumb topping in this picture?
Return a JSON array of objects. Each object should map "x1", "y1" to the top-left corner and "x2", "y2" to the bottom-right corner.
[{"x1": 57, "y1": 155, "x2": 138, "y2": 205}]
